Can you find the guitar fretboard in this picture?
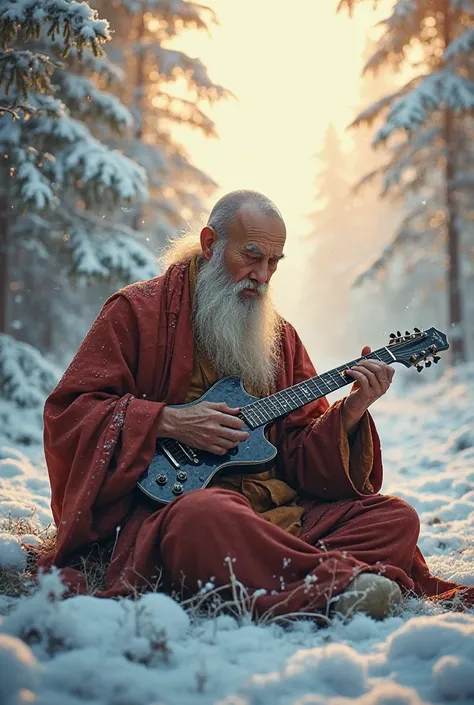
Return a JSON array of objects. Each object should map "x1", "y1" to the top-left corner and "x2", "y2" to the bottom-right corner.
[{"x1": 240, "y1": 347, "x2": 395, "y2": 429}]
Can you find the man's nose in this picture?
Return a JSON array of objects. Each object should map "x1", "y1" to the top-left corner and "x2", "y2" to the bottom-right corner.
[{"x1": 250, "y1": 262, "x2": 270, "y2": 284}]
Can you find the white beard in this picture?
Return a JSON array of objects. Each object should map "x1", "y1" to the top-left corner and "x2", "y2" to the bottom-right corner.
[{"x1": 193, "y1": 241, "x2": 282, "y2": 397}]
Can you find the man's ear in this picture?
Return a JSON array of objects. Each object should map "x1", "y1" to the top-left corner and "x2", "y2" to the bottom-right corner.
[{"x1": 200, "y1": 226, "x2": 217, "y2": 261}]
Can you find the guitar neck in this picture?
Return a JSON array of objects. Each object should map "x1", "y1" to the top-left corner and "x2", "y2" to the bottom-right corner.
[{"x1": 240, "y1": 346, "x2": 395, "y2": 429}]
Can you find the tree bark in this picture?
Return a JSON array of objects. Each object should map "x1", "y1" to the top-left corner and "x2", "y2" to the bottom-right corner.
[
  {"x1": 443, "y1": 1, "x2": 466, "y2": 364},
  {"x1": 0, "y1": 184, "x2": 11, "y2": 335},
  {"x1": 133, "y1": 6, "x2": 146, "y2": 233}
]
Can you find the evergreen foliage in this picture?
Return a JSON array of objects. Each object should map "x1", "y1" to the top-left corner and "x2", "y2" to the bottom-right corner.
[
  {"x1": 0, "y1": 0, "x2": 228, "y2": 410},
  {"x1": 0, "y1": 0, "x2": 152, "y2": 294},
  {"x1": 0, "y1": 0, "x2": 227, "y2": 375},
  {"x1": 340, "y1": 0, "x2": 474, "y2": 361},
  {"x1": 94, "y1": 0, "x2": 231, "y2": 240}
]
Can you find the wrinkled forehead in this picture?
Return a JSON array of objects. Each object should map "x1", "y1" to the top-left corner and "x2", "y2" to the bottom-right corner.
[{"x1": 228, "y1": 204, "x2": 286, "y2": 253}]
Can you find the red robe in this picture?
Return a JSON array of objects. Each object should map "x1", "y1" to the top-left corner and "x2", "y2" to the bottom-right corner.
[{"x1": 41, "y1": 260, "x2": 473, "y2": 613}]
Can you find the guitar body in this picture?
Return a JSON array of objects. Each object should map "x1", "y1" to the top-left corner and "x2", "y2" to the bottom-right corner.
[{"x1": 137, "y1": 376, "x2": 277, "y2": 506}]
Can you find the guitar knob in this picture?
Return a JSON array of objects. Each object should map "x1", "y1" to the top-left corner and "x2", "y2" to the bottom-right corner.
[
  {"x1": 177, "y1": 471, "x2": 187, "y2": 482},
  {"x1": 156, "y1": 473, "x2": 168, "y2": 485},
  {"x1": 172, "y1": 482, "x2": 184, "y2": 495}
]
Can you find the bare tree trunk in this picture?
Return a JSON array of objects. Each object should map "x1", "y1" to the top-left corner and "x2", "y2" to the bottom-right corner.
[
  {"x1": 444, "y1": 109, "x2": 465, "y2": 363},
  {"x1": 443, "y1": 2, "x2": 466, "y2": 364},
  {"x1": 133, "y1": 6, "x2": 146, "y2": 232},
  {"x1": 0, "y1": 183, "x2": 11, "y2": 335}
]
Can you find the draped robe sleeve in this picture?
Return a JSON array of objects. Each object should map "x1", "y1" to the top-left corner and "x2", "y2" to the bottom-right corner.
[
  {"x1": 43, "y1": 296, "x2": 161, "y2": 563},
  {"x1": 273, "y1": 323, "x2": 383, "y2": 500},
  {"x1": 43, "y1": 264, "x2": 195, "y2": 568}
]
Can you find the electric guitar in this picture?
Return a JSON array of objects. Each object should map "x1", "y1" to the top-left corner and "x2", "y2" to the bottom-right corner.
[{"x1": 137, "y1": 327, "x2": 449, "y2": 505}]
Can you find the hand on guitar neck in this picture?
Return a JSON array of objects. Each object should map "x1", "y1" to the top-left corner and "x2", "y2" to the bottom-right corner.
[
  {"x1": 155, "y1": 401, "x2": 249, "y2": 456},
  {"x1": 343, "y1": 345, "x2": 396, "y2": 435},
  {"x1": 156, "y1": 343, "x2": 397, "y2": 454}
]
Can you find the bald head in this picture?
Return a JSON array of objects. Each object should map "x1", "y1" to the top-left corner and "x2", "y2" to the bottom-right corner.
[{"x1": 207, "y1": 190, "x2": 283, "y2": 240}]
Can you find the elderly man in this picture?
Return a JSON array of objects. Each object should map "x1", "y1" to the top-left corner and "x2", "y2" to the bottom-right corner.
[{"x1": 42, "y1": 190, "x2": 472, "y2": 619}]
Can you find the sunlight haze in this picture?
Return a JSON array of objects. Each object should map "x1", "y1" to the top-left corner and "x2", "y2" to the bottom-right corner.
[{"x1": 173, "y1": 1, "x2": 379, "y2": 319}]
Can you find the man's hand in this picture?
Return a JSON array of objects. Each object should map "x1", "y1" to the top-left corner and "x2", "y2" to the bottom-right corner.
[
  {"x1": 343, "y1": 345, "x2": 395, "y2": 435},
  {"x1": 156, "y1": 401, "x2": 249, "y2": 455}
]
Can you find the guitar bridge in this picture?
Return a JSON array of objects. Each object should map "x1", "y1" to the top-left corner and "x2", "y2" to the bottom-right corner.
[
  {"x1": 176, "y1": 442, "x2": 200, "y2": 465},
  {"x1": 158, "y1": 440, "x2": 180, "y2": 469},
  {"x1": 158, "y1": 439, "x2": 200, "y2": 468}
]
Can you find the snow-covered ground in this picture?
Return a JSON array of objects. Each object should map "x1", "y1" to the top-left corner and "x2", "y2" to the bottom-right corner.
[{"x1": 1, "y1": 363, "x2": 474, "y2": 705}]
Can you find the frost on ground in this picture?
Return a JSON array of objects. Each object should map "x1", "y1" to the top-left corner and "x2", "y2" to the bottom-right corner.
[{"x1": 0, "y1": 364, "x2": 474, "y2": 704}]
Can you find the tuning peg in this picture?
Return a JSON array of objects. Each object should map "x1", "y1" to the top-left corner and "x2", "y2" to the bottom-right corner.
[
  {"x1": 433, "y1": 356, "x2": 441, "y2": 364},
  {"x1": 397, "y1": 330, "x2": 401, "y2": 337},
  {"x1": 416, "y1": 364, "x2": 423, "y2": 372},
  {"x1": 414, "y1": 327, "x2": 421, "y2": 333},
  {"x1": 389, "y1": 333, "x2": 396, "y2": 339},
  {"x1": 425, "y1": 360, "x2": 432, "y2": 368},
  {"x1": 405, "y1": 330, "x2": 411, "y2": 336}
]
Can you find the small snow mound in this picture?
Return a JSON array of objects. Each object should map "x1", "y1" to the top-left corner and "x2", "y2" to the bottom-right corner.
[
  {"x1": 358, "y1": 681, "x2": 424, "y2": 705},
  {"x1": 438, "y1": 498, "x2": 474, "y2": 522},
  {"x1": 244, "y1": 643, "x2": 368, "y2": 701},
  {"x1": 2, "y1": 570, "x2": 68, "y2": 652},
  {"x1": 0, "y1": 459, "x2": 24, "y2": 478},
  {"x1": 446, "y1": 424, "x2": 474, "y2": 453},
  {"x1": 387, "y1": 613, "x2": 474, "y2": 662},
  {"x1": 433, "y1": 654, "x2": 474, "y2": 700},
  {"x1": 0, "y1": 633, "x2": 38, "y2": 705},
  {"x1": 135, "y1": 592, "x2": 190, "y2": 641},
  {"x1": 0, "y1": 532, "x2": 27, "y2": 570},
  {"x1": 57, "y1": 594, "x2": 127, "y2": 651},
  {"x1": 20, "y1": 533, "x2": 41, "y2": 547}
]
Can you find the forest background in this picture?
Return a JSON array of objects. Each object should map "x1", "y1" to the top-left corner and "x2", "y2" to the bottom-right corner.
[{"x1": 1, "y1": 0, "x2": 474, "y2": 448}]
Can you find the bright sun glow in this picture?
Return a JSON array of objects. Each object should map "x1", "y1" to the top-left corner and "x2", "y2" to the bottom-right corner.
[{"x1": 171, "y1": 0, "x2": 381, "y2": 317}]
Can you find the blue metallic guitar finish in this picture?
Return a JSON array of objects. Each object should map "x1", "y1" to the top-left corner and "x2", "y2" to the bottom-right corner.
[{"x1": 137, "y1": 377, "x2": 276, "y2": 505}]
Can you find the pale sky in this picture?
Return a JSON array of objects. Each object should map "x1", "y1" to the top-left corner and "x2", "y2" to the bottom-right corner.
[{"x1": 173, "y1": 0, "x2": 381, "y2": 320}]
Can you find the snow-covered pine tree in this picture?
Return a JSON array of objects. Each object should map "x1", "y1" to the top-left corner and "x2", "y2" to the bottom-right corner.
[
  {"x1": 304, "y1": 97, "x2": 402, "y2": 365},
  {"x1": 339, "y1": 0, "x2": 474, "y2": 363},
  {"x1": 0, "y1": 0, "x2": 156, "y2": 418},
  {"x1": 0, "y1": 0, "x2": 156, "y2": 343},
  {"x1": 93, "y1": 0, "x2": 231, "y2": 246},
  {"x1": 302, "y1": 124, "x2": 354, "y2": 363}
]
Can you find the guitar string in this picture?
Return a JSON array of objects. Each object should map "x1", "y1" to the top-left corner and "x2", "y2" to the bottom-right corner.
[{"x1": 240, "y1": 338, "x2": 428, "y2": 428}]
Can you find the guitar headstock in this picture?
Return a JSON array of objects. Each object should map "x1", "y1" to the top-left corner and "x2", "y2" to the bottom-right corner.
[{"x1": 388, "y1": 327, "x2": 449, "y2": 371}]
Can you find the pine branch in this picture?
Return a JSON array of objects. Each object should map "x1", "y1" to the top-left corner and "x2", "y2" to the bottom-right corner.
[
  {"x1": 55, "y1": 70, "x2": 133, "y2": 132},
  {"x1": 144, "y1": 94, "x2": 217, "y2": 136},
  {"x1": 0, "y1": 50, "x2": 59, "y2": 100},
  {"x1": 352, "y1": 215, "x2": 437, "y2": 288},
  {"x1": 338, "y1": 0, "x2": 383, "y2": 18},
  {"x1": 0, "y1": 0, "x2": 111, "y2": 59},
  {"x1": 374, "y1": 71, "x2": 474, "y2": 145},
  {"x1": 122, "y1": 0, "x2": 217, "y2": 37},
  {"x1": 0, "y1": 101, "x2": 36, "y2": 119},
  {"x1": 445, "y1": 28, "x2": 474, "y2": 60},
  {"x1": 61, "y1": 206, "x2": 157, "y2": 280},
  {"x1": 137, "y1": 43, "x2": 233, "y2": 100}
]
